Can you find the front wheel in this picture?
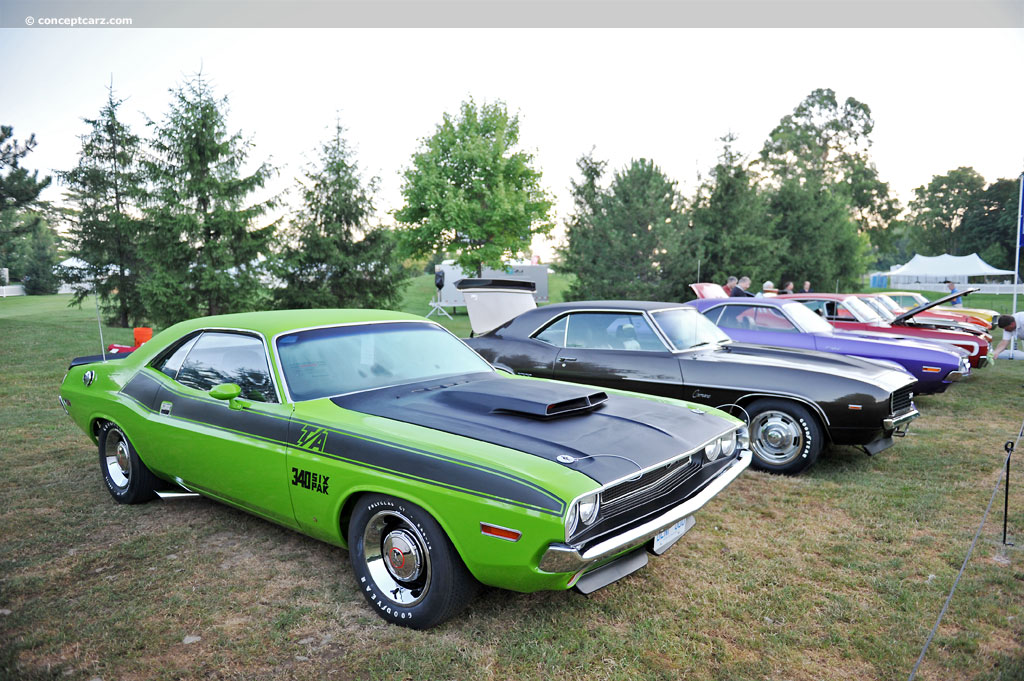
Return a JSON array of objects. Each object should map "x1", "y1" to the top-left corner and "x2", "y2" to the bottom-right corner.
[
  {"x1": 97, "y1": 422, "x2": 158, "y2": 504},
  {"x1": 348, "y1": 494, "x2": 478, "y2": 629},
  {"x1": 745, "y1": 399, "x2": 824, "y2": 475}
]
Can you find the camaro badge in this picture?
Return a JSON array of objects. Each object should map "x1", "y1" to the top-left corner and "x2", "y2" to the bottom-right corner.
[
  {"x1": 296, "y1": 425, "x2": 328, "y2": 453},
  {"x1": 291, "y1": 467, "x2": 329, "y2": 495}
]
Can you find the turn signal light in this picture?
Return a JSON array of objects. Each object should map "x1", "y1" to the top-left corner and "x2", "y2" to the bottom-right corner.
[{"x1": 480, "y1": 523, "x2": 521, "y2": 542}]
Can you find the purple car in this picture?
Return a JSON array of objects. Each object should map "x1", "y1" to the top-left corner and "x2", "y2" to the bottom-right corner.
[{"x1": 686, "y1": 297, "x2": 970, "y2": 394}]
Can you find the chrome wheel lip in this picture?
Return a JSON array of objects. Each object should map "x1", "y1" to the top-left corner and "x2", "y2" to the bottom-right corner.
[
  {"x1": 363, "y1": 510, "x2": 431, "y2": 607},
  {"x1": 750, "y1": 410, "x2": 804, "y2": 465},
  {"x1": 104, "y1": 431, "x2": 131, "y2": 490}
]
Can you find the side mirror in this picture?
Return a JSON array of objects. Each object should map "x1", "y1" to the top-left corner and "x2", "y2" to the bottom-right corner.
[{"x1": 210, "y1": 383, "x2": 248, "y2": 410}]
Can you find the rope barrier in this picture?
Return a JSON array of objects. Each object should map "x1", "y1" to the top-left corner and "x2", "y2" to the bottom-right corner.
[{"x1": 907, "y1": 416, "x2": 1024, "y2": 681}]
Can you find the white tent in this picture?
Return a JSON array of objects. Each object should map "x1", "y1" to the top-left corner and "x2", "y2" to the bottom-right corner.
[{"x1": 887, "y1": 253, "x2": 1014, "y2": 285}]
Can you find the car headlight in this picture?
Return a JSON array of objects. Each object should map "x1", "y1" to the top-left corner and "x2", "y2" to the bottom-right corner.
[
  {"x1": 565, "y1": 503, "x2": 579, "y2": 538},
  {"x1": 737, "y1": 426, "x2": 750, "y2": 451},
  {"x1": 578, "y1": 493, "x2": 600, "y2": 526},
  {"x1": 720, "y1": 431, "x2": 738, "y2": 457},
  {"x1": 705, "y1": 438, "x2": 722, "y2": 462}
]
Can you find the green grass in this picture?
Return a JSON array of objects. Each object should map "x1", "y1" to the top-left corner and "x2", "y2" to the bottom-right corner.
[{"x1": 1, "y1": 283, "x2": 1023, "y2": 680}]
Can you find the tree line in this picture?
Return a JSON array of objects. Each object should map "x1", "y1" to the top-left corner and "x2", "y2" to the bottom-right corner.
[{"x1": 0, "y1": 81, "x2": 1019, "y2": 327}]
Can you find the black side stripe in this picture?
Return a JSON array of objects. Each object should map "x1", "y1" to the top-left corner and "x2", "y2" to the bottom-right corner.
[{"x1": 120, "y1": 372, "x2": 565, "y2": 515}]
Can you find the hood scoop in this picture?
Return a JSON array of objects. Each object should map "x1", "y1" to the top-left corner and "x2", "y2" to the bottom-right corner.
[{"x1": 433, "y1": 379, "x2": 608, "y2": 419}]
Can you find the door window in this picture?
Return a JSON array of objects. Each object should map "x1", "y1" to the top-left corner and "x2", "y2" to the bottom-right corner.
[
  {"x1": 175, "y1": 332, "x2": 278, "y2": 403},
  {"x1": 563, "y1": 312, "x2": 664, "y2": 351}
]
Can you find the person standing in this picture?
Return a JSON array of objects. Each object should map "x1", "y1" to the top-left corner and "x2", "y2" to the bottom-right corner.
[
  {"x1": 782, "y1": 281, "x2": 795, "y2": 294},
  {"x1": 944, "y1": 280, "x2": 963, "y2": 307},
  {"x1": 992, "y1": 313, "x2": 1024, "y2": 358},
  {"x1": 801, "y1": 281, "x2": 812, "y2": 293},
  {"x1": 723, "y1": 276, "x2": 738, "y2": 296},
  {"x1": 730, "y1": 276, "x2": 754, "y2": 297}
]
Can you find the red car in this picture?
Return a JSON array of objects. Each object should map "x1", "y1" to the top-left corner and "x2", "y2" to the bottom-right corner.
[
  {"x1": 776, "y1": 291, "x2": 991, "y2": 367},
  {"x1": 857, "y1": 292, "x2": 989, "y2": 335}
]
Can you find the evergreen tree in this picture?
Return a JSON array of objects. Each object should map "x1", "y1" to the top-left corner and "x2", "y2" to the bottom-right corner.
[
  {"x1": 0, "y1": 125, "x2": 51, "y2": 213},
  {"x1": 60, "y1": 87, "x2": 147, "y2": 326},
  {"x1": 141, "y1": 73, "x2": 276, "y2": 326},
  {"x1": 561, "y1": 156, "x2": 684, "y2": 301},
  {"x1": 396, "y1": 99, "x2": 552, "y2": 277},
  {"x1": 20, "y1": 213, "x2": 61, "y2": 295},
  {"x1": 686, "y1": 136, "x2": 782, "y2": 290},
  {"x1": 273, "y1": 122, "x2": 408, "y2": 310}
]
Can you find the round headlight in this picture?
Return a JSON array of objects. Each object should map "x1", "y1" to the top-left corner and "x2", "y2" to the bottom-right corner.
[
  {"x1": 704, "y1": 438, "x2": 722, "y2": 462},
  {"x1": 737, "y1": 426, "x2": 750, "y2": 451},
  {"x1": 578, "y1": 493, "x2": 600, "y2": 526},
  {"x1": 565, "y1": 503, "x2": 579, "y2": 538},
  {"x1": 720, "y1": 431, "x2": 737, "y2": 457}
]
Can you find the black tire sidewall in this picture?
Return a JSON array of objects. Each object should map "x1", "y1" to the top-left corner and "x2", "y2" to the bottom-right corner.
[
  {"x1": 746, "y1": 399, "x2": 823, "y2": 474},
  {"x1": 97, "y1": 422, "x2": 152, "y2": 504},
  {"x1": 348, "y1": 494, "x2": 460, "y2": 629}
]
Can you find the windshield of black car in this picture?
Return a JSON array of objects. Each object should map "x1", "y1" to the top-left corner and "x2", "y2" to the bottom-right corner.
[
  {"x1": 784, "y1": 302, "x2": 834, "y2": 334},
  {"x1": 276, "y1": 322, "x2": 493, "y2": 401},
  {"x1": 651, "y1": 308, "x2": 731, "y2": 350}
]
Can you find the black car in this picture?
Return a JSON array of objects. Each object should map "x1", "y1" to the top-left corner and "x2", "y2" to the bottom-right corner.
[{"x1": 464, "y1": 301, "x2": 919, "y2": 475}]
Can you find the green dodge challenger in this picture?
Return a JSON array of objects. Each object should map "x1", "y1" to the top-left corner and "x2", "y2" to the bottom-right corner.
[{"x1": 59, "y1": 309, "x2": 751, "y2": 628}]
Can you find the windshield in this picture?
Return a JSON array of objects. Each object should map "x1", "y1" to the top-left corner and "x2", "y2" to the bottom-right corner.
[
  {"x1": 784, "y1": 302, "x2": 834, "y2": 334},
  {"x1": 651, "y1": 308, "x2": 731, "y2": 350},
  {"x1": 276, "y1": 322, "x2": 493, "y2": 401},
  {"x1": 843, "y1": 296, "x2": 883, "y2": 323},
  {"x1": 862, "y1": 297, "x2": 896, "y2": 322},
  {"x1": 874, "y1": 294, "x2": 903, "y2": 313}
]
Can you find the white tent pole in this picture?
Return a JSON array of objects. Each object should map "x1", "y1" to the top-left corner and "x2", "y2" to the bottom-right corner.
[{"x1": 1012, "y1": 172, "x2": 1023, "y2": 358}]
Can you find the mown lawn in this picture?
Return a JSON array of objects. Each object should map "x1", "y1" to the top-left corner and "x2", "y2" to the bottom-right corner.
[{"x1": 1, "y1": 284, "x2": 1023, "y2": 681}]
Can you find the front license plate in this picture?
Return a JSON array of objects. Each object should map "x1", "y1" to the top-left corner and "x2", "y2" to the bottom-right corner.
[{"x1": 651, "y1": 515, "x2": 695, "y2": 555}]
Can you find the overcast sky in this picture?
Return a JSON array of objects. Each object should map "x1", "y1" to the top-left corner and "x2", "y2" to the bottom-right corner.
[{"x1": 3, "y1": 28, "x2": 1023, "y2": 257}]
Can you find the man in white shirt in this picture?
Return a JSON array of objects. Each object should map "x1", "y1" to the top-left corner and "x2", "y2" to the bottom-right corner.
[{"x1": 992, "y1": 312, "x2": 1024, "y2": 358}]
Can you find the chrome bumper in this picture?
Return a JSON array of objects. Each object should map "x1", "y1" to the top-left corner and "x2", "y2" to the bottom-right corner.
[
  {"x1": 944, "y1": 370, "x2": 965, "y2": 382},
  {"x1": 538, "y1": 449, "x2": 752, "y2": 574},
  {"x1": 883, "y1": 407, "x2": 919, "y2": 432}
]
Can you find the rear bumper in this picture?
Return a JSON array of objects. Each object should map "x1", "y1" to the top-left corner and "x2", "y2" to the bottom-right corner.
[{"x1": 538, "y1": 449, "x2": 751, "y2": 575}]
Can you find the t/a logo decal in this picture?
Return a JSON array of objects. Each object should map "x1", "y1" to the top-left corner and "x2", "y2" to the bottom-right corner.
[
  {"x1": 291, "y1": 467, "x2": 330, "y2": 495},
  {"x1": 296, "y1": 425, "x2": 328, "y2": 452}
]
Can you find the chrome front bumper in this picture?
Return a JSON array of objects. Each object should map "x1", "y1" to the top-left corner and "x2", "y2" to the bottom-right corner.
[
  {"x1": 883, "y1": 407, "x2": 919, "y2": 432},
  {"x1": 538, "y1": 449, "x2": 752, "y2": 574}
]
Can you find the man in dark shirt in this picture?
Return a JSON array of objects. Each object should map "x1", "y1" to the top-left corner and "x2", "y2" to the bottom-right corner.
[{"x1": 730, "y1": 276, "x2": 754, "y2": 297}]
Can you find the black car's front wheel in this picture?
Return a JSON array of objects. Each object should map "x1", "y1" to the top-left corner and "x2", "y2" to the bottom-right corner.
[
  {"x1": 745, "y1": 399, "x2": 823, "y2": 475},
  {"x1": 348, "y1": 494, "x2": 477, "y2": 629},
  {"x1": 97, "y1": 422, "x2": 158, "y2": 504}
]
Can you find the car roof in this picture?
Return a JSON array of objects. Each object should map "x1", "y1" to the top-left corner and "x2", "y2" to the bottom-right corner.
[
  {"x1": 688, "y1": 297, "x2": 790, "y2": 308},
  {"x1": 163, "y1": 309, "x2": 428, "y2": 339},
  {"x1": 776, "y1": 293, "x2": 851, "y2": 300},
  {"x1": 538, "y1": 301, "x2": 691, "y2": 313}
]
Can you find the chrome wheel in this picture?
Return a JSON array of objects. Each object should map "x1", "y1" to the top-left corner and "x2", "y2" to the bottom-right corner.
[
  {"x1": 104, "y1": 429, "x2": 131, "y2": 490},
  {"x1": 362, "y1": 510, "x2": 431, "y2": 607},
  {"x1": 750, "y1": 409, "x2": 804, "y2": 465}
]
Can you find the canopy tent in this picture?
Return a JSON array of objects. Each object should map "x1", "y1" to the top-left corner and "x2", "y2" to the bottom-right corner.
[{"x1": 886, "y1": 253, "x2": 1014, "y2": 286}]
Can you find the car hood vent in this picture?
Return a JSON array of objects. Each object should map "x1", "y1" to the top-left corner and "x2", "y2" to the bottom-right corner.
[{"x1": 331, "y1": 374, "x2": 734, "y2": 485}]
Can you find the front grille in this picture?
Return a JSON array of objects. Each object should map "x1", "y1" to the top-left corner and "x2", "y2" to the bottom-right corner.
[
  {"x1": 599, "y1": 454, "x2": 701, "y2": 519},
  {"x1": 891, "y1": 385, "x2": 913, "y2": 414}
]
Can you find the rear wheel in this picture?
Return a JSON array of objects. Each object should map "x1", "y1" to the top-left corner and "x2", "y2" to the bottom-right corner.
[
  {"x1": 97, "y1": 423, "x2": 158, "y2": 504},
  {"x1": 745, "y1": 399, "x2": 823, "y2": 475},
  {"x1": 348, "y1": 494, "x2": 477, "y2": 629}
]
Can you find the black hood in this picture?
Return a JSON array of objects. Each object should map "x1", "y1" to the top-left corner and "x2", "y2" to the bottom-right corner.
[
  {"x1": 331, "y1": 374, "x2": 737, "y2": 485},
  {"x1": 894, "y1": 287, "x2": 979, "y2": 324}
]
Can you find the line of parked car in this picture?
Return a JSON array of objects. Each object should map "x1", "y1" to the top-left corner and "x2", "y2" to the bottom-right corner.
[{"x1": 56, "y1": 283, "x2": 992, "y2": 628}]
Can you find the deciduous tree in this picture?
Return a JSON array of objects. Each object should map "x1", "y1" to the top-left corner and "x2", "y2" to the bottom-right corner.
[
  {"x1": 395, "y1": 99, "x2": 552, "y2": 277},
  {"x1": 907, "y1": 167, "x2": 986, "y2": 256}
]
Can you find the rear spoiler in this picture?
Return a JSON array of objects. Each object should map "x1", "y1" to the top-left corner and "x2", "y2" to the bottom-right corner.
[{"x1": 68, "y1": 353, "x2": 131, "y2": 369}]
